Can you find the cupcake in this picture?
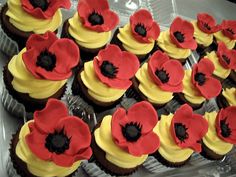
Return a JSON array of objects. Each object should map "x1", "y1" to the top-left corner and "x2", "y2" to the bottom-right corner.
[
  {"x1": 205, "y1": 42, "x2": 236, "y2": 81},
  {"x1": 202, "y1": 107, "x2": 236, "y2": 160},
  {"x1": 3, "y1": 31, "x2": 80, "y2": 114},
  {"x1": 110, "y1": 9, "x2": 160, "y2": 63},
  {"x1": 61, "y1": 0, "x2": 119, "y2": 62},
  {"x1": 91, "y1": 101, "x2": 160, "y2": 175},
  {"x1": 175, "y1": 58, "x2": 222, "y2": 109},
  {"x1": 191, "y1": 13, "x2": 221, "y2": 56},
  {"x1": 156, "y1": 17, "x2": 197, "y2": 64},
  {"x1": 217, "y1": 87, "x2": 236, "y2": 108},
  {"x1": 127, "y1": 51, "x2": 184, "y2": 108},
  {"x1": 8, "y1": 99, "x2": 92, "y2": 177},
  {"x1": 152, "y1": 104, "x2": 208, "y2": 167},
  {"x1": 0, "y1": 0, "x2": 70, "y2": 50},
  {"x1": 72, "y1": 44, "x2": 139, "y2": 112},
  {"x1": 214, "y1": 20, "x2": 236, "y2": 50}
]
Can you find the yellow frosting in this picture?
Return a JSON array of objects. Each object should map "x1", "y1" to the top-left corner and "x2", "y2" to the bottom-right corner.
[
  {"x1": 16, "y1": 121, "x2": 81, "y2": 177},
  {"x1": 117, "y1": 24, "x2": 154, "y2": 55},
  {"x1": 6, "y1": 0, "x2": 62, "y2": 34},
  {"x1": 222, "y1": 88, "x2": 236, "y2": 106},
  {"x1": 94, "y1": 115, "x2": 148, "y2": 168},
  {"x1": 8, "y1": 48, "x2": 67, "y2": 99},
  {"x1": 68, "y1": 13, "x2": 111, "y2": 49},
  {"x1": 81, "y1": 61, "x2": 126, "y2": 102},
  {"x1": 206, "y1": 51, "x2": 231, "y2": 79},
  {"x1": 214, "y1": 31, "x2": 236, "y2": 49},
  {"x1": 157, "y1": 31, "x2": 191, "y2": 59},
  {"x1": 153, "y1": 114, "x2": 194, "y2": 162},
  {"x1": 203, "y1": 112, "x2": 233, "y2": 155},
  {"x1": 192, "y1": 21, "x2": 213, "y2": 47},
  {"x1": 182, "y1": 70, "x2": 205, "y2": 104},
  {"x1": 135, "y1": 63, "x2": 173, "y2": 104}
]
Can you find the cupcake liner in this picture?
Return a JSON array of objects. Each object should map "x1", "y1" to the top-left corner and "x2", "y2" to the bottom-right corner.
[
  {"x1": 0, "y1": 27, "x2": 19, "y2": 57},
  {"x1": 188, "y1": 153, "x2": 212, "y2": 167}
]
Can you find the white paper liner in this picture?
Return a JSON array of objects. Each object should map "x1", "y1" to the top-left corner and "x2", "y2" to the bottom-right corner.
[{"x1": 0, "y1": 28, "x2": 19, "y2": 57}]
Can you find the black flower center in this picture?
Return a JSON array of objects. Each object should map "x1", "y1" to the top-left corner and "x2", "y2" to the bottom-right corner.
[
  {"x1": 122, "y1": 122, "x2": 142, "y2": 142},
  {"x1": 173, "y1": 31, "x2": 185, "y2": 43},
  {"x1": 226, "y1": 28, "x2": 235, "y2": 35},
  {"x1": 36, "y1": 49, "x2": 56, "y2": 71},
  {"x1": 203, "y1": 23, "x2": 211, "y2": 31},
  {"x1": 134, "y1": 23, "x2": 147, "y2": 37},
  {"x1": 194, "y1": 72, "x2": 206, "y2": 86},
  {"x1": 155, "y1": 68, "x2": 169, "y2": 83},
  {"x1": 88, "y1": 11, "x2": 104, "y2": 26},
  {"x1": 222, "y1": 55, "x2": 231, "y2": 65},
  {"x1": 175, "y1": 123, "x2": 189, "y2": 142},
  {"x1": 220, "y1": 118, "x2": 232, "y2": 138},
  {"x1": 100, "y1": 60, "x2": 118, "y2": 78},
  {"x1": 45, "y1": 128, "x2": 71, "y2": 154},
  {"x1": 29, "y1": 0, "x2": 49, "y2": 11}
]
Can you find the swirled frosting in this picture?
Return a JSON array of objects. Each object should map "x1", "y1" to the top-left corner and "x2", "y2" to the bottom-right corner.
[
  {"x1": 206, "y1": 51, "x2": 231, "y2": 79},
  {"x1": 94, "y1": 115, "x2": 147, "y2": 168},
  {"x1": 8, "y1": 48, "x2": 67, "y2": 99},
  {"x1": 182, "y1": 70, "x2": 205, "y2": 104},
  {"x1": 16, "y1": 121, "x2": 81, "y2": 177},
  {"x1": 68, "y1": 13, "x2": 111, "y2": 49},
  {"x1": 222, "y1": 88, "x2": 236, "y2": 106},
  {"x1": 214, "y1": 31, "x2": 236, "y2": 49},
  {"x1": 81, "y1": 61, "x2": 126, "y2": 102},
  {"x1": 6, "y1": 0, "x2": 62, "y2": 33},
  {"x1": 192, "y1": 21, "x2": 213, "y2": 47},
  {"x1": 153, "y1": 114, "x2": 194, "y2": 162},
  {"x1": 157, "y1": 31, "x2": 191, "y2": 59},
  {"x1": 203, "y1": 112, "x2": 233, "y2": 155},
  {"x1": 135, "y1": 63, "x2": 173, "y2": 104},
  {"x1": 117, "y1": 24, "x2": 155, "y2": 55}
]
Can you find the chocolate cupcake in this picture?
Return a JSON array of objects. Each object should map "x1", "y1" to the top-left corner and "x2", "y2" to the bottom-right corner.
[
  {"x1": 156, "y1": 17, "x2": 197, "y2": 64},
  {"x1": 3, "y1": 32, "x2": 80, "y2": 114},
  {"x1": 110, "y1": 9, "x2": 160, "y2": 63},
  {"x1": 0, "y1": 0, "x2": 70, "y2": 50},
  {"x1": 8, "y1": 99, "x2": 92, "y2": 177},
  {"x1": 61, "y1": 0, "x2": 119, "y2": 63},
  {"x1": 202, "y1": 108, "x2": 236, "y2": 160},
  {"x1": 217, "y1": 87, "x2": 236, "y2": 108}
]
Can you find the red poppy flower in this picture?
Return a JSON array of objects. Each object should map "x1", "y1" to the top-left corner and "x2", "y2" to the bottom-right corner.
[
  {"x1": 77, "y1": 0, "x2": 119, "y2": 32},
  {"x1": 216, "y1": 106, "x2": 236, "y2": 144},
  {"x1": 148, "y1": 51, "x2": 184, "y2": 92},
  {"x1": 21, "y1": 0, "x2": 70, "y2": 19},
  {"x1": 191, "y1": 58, "x2": 222, "y2": 99},
  {"x1": 26, "y1": 99, "x2": 92, "y2": 167},
  {"x1": 111, "y1": 101, "x2": 160, "y2": 156},
  {"x1": 23, "y1": 31, "x2": 80, "y2": 81},
  {"x1": 197, "y1": 13, "x2": 221, "y2": 34},
  {"x1": 170, "y1": 104, "x2": 208, "y2": 152},
  {"x1": 217, "y1": 42, "x2": 236, "y2": 69},
  {"x1": 221, "y1": 20, "x2": 236, "y2": 40},
  {"x1": 130, "y1": 9, "x2": 160, "y2": 43},
  {"x1": 93, "y1": 44, "x2": 139, "y2": 89},
  {"x1": 170, "y1": 17, "x2": 197, "y2": 50}
]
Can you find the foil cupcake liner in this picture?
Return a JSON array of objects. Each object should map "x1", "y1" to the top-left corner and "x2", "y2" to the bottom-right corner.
[
  {"x1": 188, "y1": 153, "x2": 212, "y2": 167},
  {"x1": 81, "y1": 161, "x2": 113, "y2": 177},
  {"x1": 0, "y1": 28, "x2": 19, "y2": 57}
]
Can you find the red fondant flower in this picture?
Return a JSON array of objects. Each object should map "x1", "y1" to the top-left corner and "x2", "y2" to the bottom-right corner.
[
  {"x1": 197, "y1": 13, "x2": 221, "y2": 34},
  {"x1": 23, "y1": 31, "x2": 79, "y2": 81},
  {"x1": 170, "y1": 104, "x2": 208, "y2": 152},
  {"x1": 93, "y1": 44, "x2": 139, "y2": 89},
  {"x1": 191, "y1": 58, "x2": 222, "y2": 99},
  {"x1": 221, "y1": 20, "x2": 236, "y2": 40},
  {"x1": 26, "y1": 99, "x2": 92, "y2": 167},
  {"x1": 216, "y1": 106, "x2": 236, "y2": 144},
  {"x1": 130, "y1": 9, "x2": 160, "y2": 43},
  {"x1": 217, "y1": 42, "x2": 236, "y2": 69},
  {"x1": 148, "y1": 51, "x2": 184, "y2": 92},
  {"x1": 21, "y1": 0, "x2": 70, "y2": 19},
  {"x1": 77, "y1": 0, "x2": 119, "y2": 32},
  {"x1": 111, "y1": 101, "x2": 160, "y2": 156},
  {"x1": 170, "y1": 17, "x2": 197, "y2": 50}
]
